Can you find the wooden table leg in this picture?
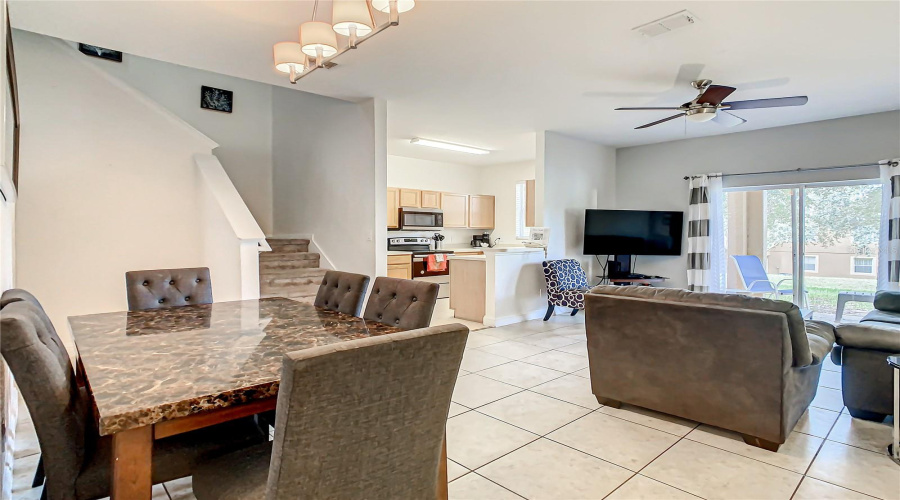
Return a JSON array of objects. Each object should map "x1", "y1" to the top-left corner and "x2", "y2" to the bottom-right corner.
[
  {"x1": 111, "y1": 426, "x2": 153, "y2": 500},
  {"x1": 437, "y1": 431, "x2": 448, "y2": 500}
]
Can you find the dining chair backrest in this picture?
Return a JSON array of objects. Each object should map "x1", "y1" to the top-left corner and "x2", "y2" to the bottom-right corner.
[
  {"x1": 1, "y1": 289, "x2": 89, "y2": 499},
  {"x1": 125, "y1": 267, "x2": 213, "y2": 311},
  {"x1": 731, "y1": 255, "x2": 776, "y2": 293},
  {"x1": 362, "y1": 277, "x2": 439, "y2": 330},
  {"x1": 313, "y1": 271, "x2": 370, "y2": 316},
  {"x1": 266, "y1": 324, "x2": 468, "y2": 499}
]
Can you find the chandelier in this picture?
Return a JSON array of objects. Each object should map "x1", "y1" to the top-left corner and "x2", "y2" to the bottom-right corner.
[{"x1": 273, "y1": 0, "x2": 415, "y2": 84}]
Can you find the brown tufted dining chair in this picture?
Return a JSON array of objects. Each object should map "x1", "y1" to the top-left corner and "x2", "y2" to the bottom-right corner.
[
  {"x1": 313, "y1": 271, "x2": 370, "y2": 316},
  {"x1": 191, "y1": 323, "x2": 469, "y2": 499},
  {"x1": 363, "y1": 277, "x2": 439, "y2": 330},
  {"x1": 0, "y1": 289, "x2": 266, "y2": 500},
  {"x1": 125, "y1": 267, "x2": 213, "y2": 311}
]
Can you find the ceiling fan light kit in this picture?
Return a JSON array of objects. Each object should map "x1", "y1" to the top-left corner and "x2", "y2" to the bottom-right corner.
[
  {"x1": 616, "y1": 79, "x2": 809, "y2": 130},
  {"x1": 274, "y1": 0, "x2": 414, "y2": 83}
]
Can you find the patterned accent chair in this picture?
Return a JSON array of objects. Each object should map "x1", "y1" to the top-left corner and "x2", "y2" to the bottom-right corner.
[{"x1": 542, "y1": 259, "x2": 591, "y2": 321}]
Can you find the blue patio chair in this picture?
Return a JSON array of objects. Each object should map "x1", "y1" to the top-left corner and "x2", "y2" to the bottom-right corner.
[
  {"x1": 541, "y1": 259, "x2": 590, "y2": 321},
  {"x1": 729, "y1": 255, "x2": 806, "y2": 303}
]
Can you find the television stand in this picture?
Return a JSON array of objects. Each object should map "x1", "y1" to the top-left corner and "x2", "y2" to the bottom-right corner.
[{"x1": 597, "y1": 275, "x2": 669, "y2": 286}]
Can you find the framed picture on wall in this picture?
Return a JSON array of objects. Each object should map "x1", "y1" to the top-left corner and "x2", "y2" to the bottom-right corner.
[
  {"x1": 77, "y1": 43, "x2": 123, "y2": 63},
  {"x1": 200, "y1": 86, "x2": 233, "y2": 113}
]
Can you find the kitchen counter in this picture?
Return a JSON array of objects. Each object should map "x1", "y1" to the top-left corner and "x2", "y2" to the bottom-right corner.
[{"x1": 449, "y1": 255, "x2": 486, "y2": 261}]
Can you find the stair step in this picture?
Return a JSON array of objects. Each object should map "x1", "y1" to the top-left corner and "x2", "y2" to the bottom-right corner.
[
  {"x1": 266, "y1": 239, "x2": 311, "y2": 253},
  {"x1": 260, "y1": 275, "x2": 324, "y2": 290},
  {"x1": 260, "y1": 251, "x2": 318, "y2": 261},
  {"x1": 259, "y1": 268, "x2": 328, "y2": 279},
  {"x1": 260, "y1": 260, "x2": 321, "y2": 272},
  {"x1": 260, "y1": 284, "x2": 320, "y2": 299}
]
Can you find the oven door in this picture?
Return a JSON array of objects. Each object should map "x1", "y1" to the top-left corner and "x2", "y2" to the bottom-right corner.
[
  {"x1": 399, "y1": 209, "x2": 443, "y2": 230},
  {"x1": 412, "y1": 258, "x2": 450, "y2": 278}
]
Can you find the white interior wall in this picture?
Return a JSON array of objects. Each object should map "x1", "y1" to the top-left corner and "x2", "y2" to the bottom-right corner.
[
  {"x1": 538, "y1": 131, "x2": 617, "y2": 276},
  {"x1": 13, "y1": 29, "x2": 218, "y2": 355},
  {"x1": 77, "y1": 42, "x2": 275, "y2": 234},
  {"x1": 478, "y1": 160, "x2": 535, "y2": 244},
  {"x1": 272, "y1": 87, "x2": 383, "y2": 278},
  {"x1": 616, "y1": 111, "x2": 900, "y2": 289}
]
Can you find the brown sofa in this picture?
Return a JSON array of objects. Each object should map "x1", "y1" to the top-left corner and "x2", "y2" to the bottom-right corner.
[{"x1": 585, "y1": 285, "x2": 835, "y2": 451}]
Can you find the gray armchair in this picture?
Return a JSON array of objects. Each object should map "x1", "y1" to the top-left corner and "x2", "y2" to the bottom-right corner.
[
  {"x1": 585, "y1": 285, "x2": 835, "y2": 451},
  {"x1": 831, "y1": 290, "x2": 900, "y2": 421},
  {"x1": 0, "y1": 289, "x2": 266, "y2": 500}
]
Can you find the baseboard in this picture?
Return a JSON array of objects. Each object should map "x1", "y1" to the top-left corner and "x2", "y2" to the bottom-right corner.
[{"x1": 484, "y1": 308, "x2": 546, "y2": 328}]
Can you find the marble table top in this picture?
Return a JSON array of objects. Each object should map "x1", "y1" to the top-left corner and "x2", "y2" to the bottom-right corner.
[{"x1": 69, "y1": 298, "x2": 401, "y2": 435}]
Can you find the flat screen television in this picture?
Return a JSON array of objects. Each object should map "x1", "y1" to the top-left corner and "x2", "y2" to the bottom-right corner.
[{"x1": 583, "y1": 209, "x2": 684, "y2": 256}]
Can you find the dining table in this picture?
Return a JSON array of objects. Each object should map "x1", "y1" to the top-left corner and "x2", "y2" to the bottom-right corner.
[{"x1": 68, "y1": 297, "x2": 450, "y2": 500}]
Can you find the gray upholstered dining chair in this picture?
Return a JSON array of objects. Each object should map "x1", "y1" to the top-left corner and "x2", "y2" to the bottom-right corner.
[
  {"x1": 362, "y1": 277, "x2": 439, "y2": 330},
  {"x1": 313, "y1": 270, "x2": 370, "y2": 316},
  {"x1": 125, "y1": 267, "x2": 213, "y2": 311},
  {"x1": 191, "y1": 323, "x2": 469, "y2": 499},
  {"x1": 0, "y1": 289, "x2": 267, "y2": 500}
]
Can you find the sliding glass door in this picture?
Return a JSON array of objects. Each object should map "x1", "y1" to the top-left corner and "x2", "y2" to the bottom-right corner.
[{"x1": 724, "y1": 181, "x2": 881, "y2": 322}]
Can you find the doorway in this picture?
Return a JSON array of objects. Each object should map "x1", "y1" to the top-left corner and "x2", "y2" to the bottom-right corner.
[{"x1": 724, "y1": 181, "x2": 881, "y2": 322}]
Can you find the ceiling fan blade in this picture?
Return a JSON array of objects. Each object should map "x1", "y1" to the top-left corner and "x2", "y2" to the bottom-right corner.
[
  {"x1": 615, "y1": 107, "x2": 683, "y2": 111},
  {"x1": 723, "y1": 96, "x2": 809, "y2": 110},
  {"x1": 696, "y1": 85, "x2": 737, "y2": 105},
  {"x1": 635, "y1": 114, "x2": 685, "y2": 129},
  {"x1": 712, "y1": 110, "x2": 746, "y2": 127}
]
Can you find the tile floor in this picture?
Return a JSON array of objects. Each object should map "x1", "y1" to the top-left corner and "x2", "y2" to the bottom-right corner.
[{"x1": 10, "y1": 315, "x2": 900, "y2": 499}]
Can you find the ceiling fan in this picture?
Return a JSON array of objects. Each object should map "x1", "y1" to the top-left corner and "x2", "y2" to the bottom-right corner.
[{"x1": 616, "y1": 79, "x2": 808, "y2": 129}]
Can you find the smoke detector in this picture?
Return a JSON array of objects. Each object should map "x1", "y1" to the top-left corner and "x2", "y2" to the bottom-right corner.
[{"x1": 633, "y1": 10, "x2": 698, "y2": 37}]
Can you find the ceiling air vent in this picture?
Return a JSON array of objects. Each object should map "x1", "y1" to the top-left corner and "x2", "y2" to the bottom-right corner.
[{"x1": 633, "y1": 10, "x2": 698, "y2": 37}]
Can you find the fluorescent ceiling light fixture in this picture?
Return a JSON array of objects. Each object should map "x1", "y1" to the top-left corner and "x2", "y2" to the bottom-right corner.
[{"x1": 410, "y1": 138, "x2": 490, "y2": 155}]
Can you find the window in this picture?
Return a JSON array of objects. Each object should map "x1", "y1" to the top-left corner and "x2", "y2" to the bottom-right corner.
[
  {"x1": 852, "y1": 256, "x2": 875, "y2": 275},
  {"x1": 803, "y1": 255, "x2": 819, "y2": 273},
  {"x1": 515, "y1": 181, "x2": 528, "y2": 239}
]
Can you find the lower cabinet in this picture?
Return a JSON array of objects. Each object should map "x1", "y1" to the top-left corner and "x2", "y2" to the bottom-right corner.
[{"x1": 387, "y1": 255, "x2": 412, "y2": 279}]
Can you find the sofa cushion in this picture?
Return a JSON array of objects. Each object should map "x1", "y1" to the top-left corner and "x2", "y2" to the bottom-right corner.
[
  {"x1": 806, "y1": 321, "x2": 836, "y2": 364},
  {"x1": 589, "y1": 285, "x2": 812, "y2": 366},
  {"x1": 861, "y1": 309, "x2": 900, "y2": 326},
  {"x1": 835, "y1": 322, "x2": 900, "y2": 352},
  {"x1": 873, "y1": 290, "x2": 900, "y2": 313}
]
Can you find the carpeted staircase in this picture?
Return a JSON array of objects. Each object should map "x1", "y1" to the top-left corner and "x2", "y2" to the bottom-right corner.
[{"x1": 259, "y1": 239, "x2": 327, "y2": 304}]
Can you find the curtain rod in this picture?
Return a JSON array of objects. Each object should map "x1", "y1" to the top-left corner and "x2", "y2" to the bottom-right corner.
[{"x1": 683, "y1": 161, "x2": 898, "y2": 181}]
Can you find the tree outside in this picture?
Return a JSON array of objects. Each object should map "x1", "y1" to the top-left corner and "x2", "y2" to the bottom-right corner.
[{"x1": 764, "y1": 184, "x2": 881, "y2": 321}]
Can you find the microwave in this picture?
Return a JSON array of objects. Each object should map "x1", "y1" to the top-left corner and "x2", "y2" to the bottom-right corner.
[{"x1": 399, "y1": 208, "x2": 444, "y2": 230}]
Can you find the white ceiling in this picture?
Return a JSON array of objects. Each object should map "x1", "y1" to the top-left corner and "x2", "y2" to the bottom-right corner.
[{"x1": 10, "y1": 1, "x2": 900, "y2": 166}]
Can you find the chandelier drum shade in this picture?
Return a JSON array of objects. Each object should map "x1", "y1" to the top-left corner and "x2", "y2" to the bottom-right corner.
[
  {"x1": 273, "y1": 42, "x2": 306, "y2": 75},
  {"x1": 300, "y1": 21, "x2": 338, "y2": 58},
  {"x1": 371, "y1": 0, "x2": 415, "y2": 13},
  {"x1": 332, "y1": 0, "x2": 375, "y2": 38},
  {"x1": 273, "y1": 0, "x2": 415, "y2": 83}
]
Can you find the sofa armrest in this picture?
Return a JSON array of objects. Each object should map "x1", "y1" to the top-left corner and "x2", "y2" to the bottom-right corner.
[
  {"x1": 835, "y1": 323, "x2": 900, "y2": 352},
  {"x1": 874, "y1": 290, "x2": 900, "y2": 313}
]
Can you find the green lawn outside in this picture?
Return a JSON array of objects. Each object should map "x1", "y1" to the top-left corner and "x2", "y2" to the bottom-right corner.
[{"x1": 769, "y1": 274, "x2": 876, "y2": 319}]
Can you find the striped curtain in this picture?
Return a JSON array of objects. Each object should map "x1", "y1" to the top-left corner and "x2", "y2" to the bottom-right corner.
[
  {"x1": 878, "y1": 159, "x2": 900, "y2": 291},
  {"x1": 687, "y1": 174, "x2": 724, "y2": 292}
]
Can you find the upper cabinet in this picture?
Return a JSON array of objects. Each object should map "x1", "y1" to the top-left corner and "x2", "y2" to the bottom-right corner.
[
  {"x1": 468, "y1": 195, "x2": 495, "y2": 229},
  {"x1": 442, "y1": 193, "x2": 469, "y2": 228},
  {"x1": 387, "y1": 187, "x2": 400, "y2": 229},
  {"x1": 421, "y1": 190, "x2": 441, "y2": 209},
  {"x1": 399, "y1": 188, "x2": 421, "y2": 208},
  {"x1": 386, "y1": 187, "x2": 494, "y2": 230}
]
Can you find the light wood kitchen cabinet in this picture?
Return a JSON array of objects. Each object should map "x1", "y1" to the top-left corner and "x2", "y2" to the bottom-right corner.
[
  {"x1": 468, "y1": 195, "x2": 495, "y2": 229},
  {"x1": 387, "y1": 187, "x2": 400, "y2": 229},
  {"x1": 387, "y1": 254, "x2": 412, "y2": 279},
  {"x1": 399, "y1": 188, "x2": 421, "y2": 208},
  {"x1": 421, "y1": 190, "x2": 441, "y2": 209},
  {"x1": 441, "y1": 193, "x2": 469, "y2": 228}
]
